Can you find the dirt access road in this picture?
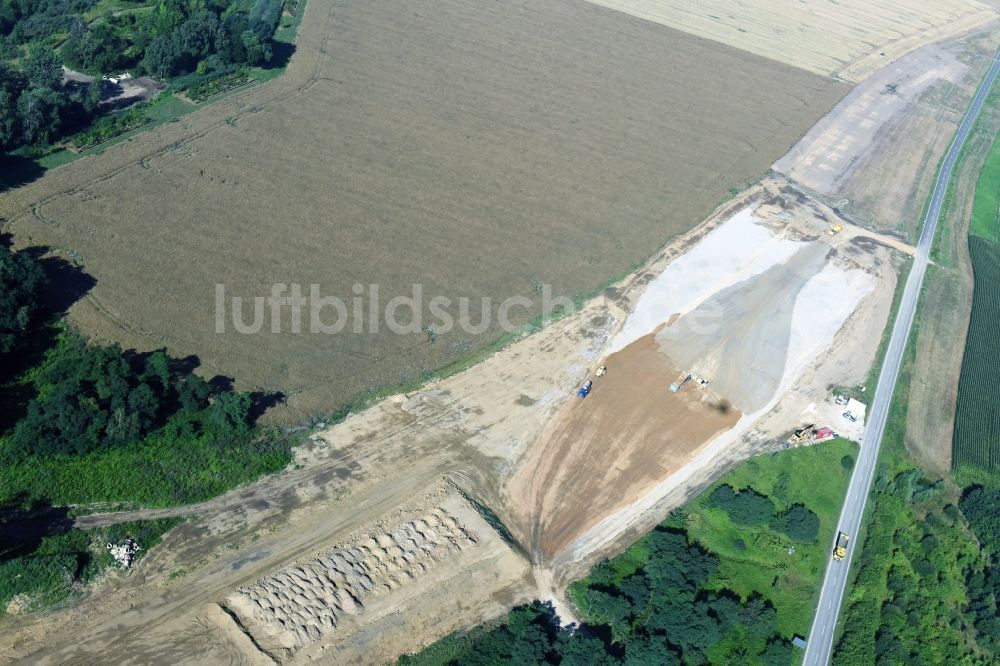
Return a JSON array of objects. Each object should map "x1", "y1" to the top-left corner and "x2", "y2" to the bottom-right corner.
[{"x1": 0, "y1": 249, "x2": 629, "y2": 663}]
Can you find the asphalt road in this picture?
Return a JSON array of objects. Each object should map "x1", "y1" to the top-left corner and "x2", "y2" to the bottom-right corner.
[{"x1": 802, "y1": 48, "x2": 1000, "y2": 666}]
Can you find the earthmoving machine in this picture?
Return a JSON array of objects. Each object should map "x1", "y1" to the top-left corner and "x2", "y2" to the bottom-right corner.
[
  {"x1": 670, "y1": 374, "x2": 692, "y2": 393},
  {"x1": 577, "y1": 380, "x2": 592, "y2": 398},
  {"x1": 789, "y1": 424, "x2": 815, "y2": 444},
  {"x1": 827, "y1": 223, "x2": 843, "y2": 236},
  {"x1": 833, "y1": 531, "x2": 850, "y2": 561}
]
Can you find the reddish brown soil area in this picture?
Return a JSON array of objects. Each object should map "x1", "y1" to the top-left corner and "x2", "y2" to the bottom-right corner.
[{"x1": 507, "y1": 330, "x2": 740, "y2": 559}]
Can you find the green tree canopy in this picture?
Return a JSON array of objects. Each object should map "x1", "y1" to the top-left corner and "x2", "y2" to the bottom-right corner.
[
  {"x1": 0, "y1": 244, "x2": 47, "y2": 356},
  {"x1": 709, "y1": 484, "x2": 776, "y2": 526},
  {"x1": 771, "y1": 503, "x2": 820, "y2": 541}
]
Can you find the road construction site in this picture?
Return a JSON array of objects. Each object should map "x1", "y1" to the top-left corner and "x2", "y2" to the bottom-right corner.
[{"x1": 1, "y1": 173, "x2": 904, "y2": 664}]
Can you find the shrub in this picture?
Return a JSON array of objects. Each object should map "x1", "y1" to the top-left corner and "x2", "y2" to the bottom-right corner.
[
  {"x1": 841, "y1": 454, "x2": 855, "y2": 470},
  {"x1": 960, "y1": 485, "x2": 1000, "y2": 555},
  {"x1": 709, "y1": 484, "x2": 776, "y2": 526},
  {"x1": 771, "y1": 504, "x2": 820, "y2": 541},
  {"x1": 913, "y1": 559, "x2": 936, "y2": 579},
  {"x1": 70, "y1": 104, "x2": 149, "y2": 151},
  {"x1": 181, "y1": 68, "x2": 251, "y2": 102}
]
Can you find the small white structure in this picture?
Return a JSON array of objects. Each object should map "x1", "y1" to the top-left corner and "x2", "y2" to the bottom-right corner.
[
  {"x1": 843, "y1": 398, "x2": 867, "y2": 423},
  {"x1": 107, "y1": 538, "x2": 141, "y2": 570}
]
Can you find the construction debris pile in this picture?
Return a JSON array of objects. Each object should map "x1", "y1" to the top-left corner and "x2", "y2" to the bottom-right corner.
[{"x1": 107, "y1": 538, "x2": 141, "y2": 570}]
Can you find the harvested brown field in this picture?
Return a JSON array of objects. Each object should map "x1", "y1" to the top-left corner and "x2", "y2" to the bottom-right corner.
[
  {"x1": 582, "y1": 0, "x2": 996, "y2": 82},
  {"x1": 0, "y1": 0, "x2": 848, "y2": 421}
]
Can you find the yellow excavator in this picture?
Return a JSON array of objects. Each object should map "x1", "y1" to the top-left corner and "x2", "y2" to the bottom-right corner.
[{"x1": 789, "y1": 423, "x2": 815, "y2": 444}]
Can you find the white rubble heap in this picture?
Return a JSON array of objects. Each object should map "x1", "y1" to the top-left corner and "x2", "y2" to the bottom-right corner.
[{"x1": 107, "y1": 538, "x2": 141, "y2": 570}]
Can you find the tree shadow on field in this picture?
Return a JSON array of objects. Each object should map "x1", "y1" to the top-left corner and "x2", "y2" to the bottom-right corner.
[
  {"x1": 0, "y1": 495, "x2": 74, "y2": 564},
  {"x1": 248, "y1": 390, "x2": 285, "y2": 424},
  {"x1": 0, "y1": 239, "x2": 97, "y2": 431},
  {"x1": 37, "y1": 254, "x2": 98, "y2": 315},
  {"x1": 264, "y1": 42, "x2": 296, "y2": 70},
  {"x1": 0, "y1": 156, "x2": 45, "y2": 194},
  {"x1": 207, "y1": 374, "x2": 285, "y2": 424},
  {"x1": 0, "y1": 237, "x2": 100, "y2": 317},
  {"x1": 208, "y1": 375, "x2": 235, "y2": 394}
]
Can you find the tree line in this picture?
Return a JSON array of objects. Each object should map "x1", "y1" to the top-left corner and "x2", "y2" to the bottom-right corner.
[
  {"x1": 835, "y1": 470, "x2": 998, "y2": 664},
  {"x1": 0, "y1": 243, "x2": 284, "y2": 508},
  {"x1": 400, "y1": 527, "x2": 798, "y2": 665},
  {"x1": 959, "y1": 485, "x2": 1000, "y2": 654},
  {"x1": 0, "y1": 0, "x2": 286, "y2": 154}
]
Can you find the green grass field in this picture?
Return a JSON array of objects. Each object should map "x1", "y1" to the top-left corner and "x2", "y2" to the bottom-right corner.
[
  {"x1": 968, "y1": 132, "x2": 1000, "y2": 241},
  {"x1": 0, "y1": 428, "x2": 293, "y2": 508},
  {"x1": 681, "y1": 439, "x2": 857, "y2": 637},
  {"x1": 953, "y1": 129, "x2": 1000, "y2": 477}
]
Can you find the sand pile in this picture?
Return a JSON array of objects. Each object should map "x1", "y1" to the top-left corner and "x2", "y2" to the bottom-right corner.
[
  {"x1": 657, "y1": 242, "x2": 830, "y2": 413},
  {"x1": 222, "y1": 507, "x2": 476, "y2": 661}
]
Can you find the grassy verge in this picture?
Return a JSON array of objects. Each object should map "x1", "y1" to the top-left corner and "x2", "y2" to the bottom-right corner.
[
  {"x1": 0, "y1": 427, "x2": 293, "y2": 508},
  {"x1": 34, "y1": 92, "x2": 198, "y2": 169},
  {"x1": 28, "y1": 0, "x2": 308, "y2": 172},
  {"x1": 0, "y1": 517, "x2": 181, "y2": 616}
]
